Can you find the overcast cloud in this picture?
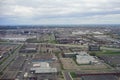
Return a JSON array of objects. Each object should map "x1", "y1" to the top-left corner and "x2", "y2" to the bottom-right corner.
[{"x1": 0, "y1": 0, "x2": 120, "y2": 25}]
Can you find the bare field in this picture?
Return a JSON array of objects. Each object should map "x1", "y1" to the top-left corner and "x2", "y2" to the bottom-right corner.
[
  {"x1": 60, "y1": 58, "x2": 111, "y2": 72},
  {"x1": 60, "y1": 58, "x2": 78, "y2": 70}
]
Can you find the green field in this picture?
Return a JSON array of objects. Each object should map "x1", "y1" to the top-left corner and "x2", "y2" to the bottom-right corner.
[
  {"x1": 89, "y1": 50, "x2": 120, "y2": 56},
  {"x1": 70, "y1": 72, "x2": 77, "y2": 78}
]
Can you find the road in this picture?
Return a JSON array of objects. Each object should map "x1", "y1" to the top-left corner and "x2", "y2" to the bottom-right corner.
[
  {"x1": 0, "y1": 45, "x2": 21, "y2": 72},
  {"x1": 0, "y1": 45, "x2": 22, "y2": 79},
  {"x1": 16, "y1": 53, "x2": 33, "y2": 80},
  {"x1": 101, "y1": 47, "x2": 120, "y2": 51},
  {"x1": 24, "y1": 42, "x2": 120, "y2": 51},
  {"x1": 63, "y1": 71, "x2": 73, "y2": 80}
]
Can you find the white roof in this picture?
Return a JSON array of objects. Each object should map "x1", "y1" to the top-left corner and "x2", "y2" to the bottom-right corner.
[
  {"x1": 64, "y1": 51, "x2": 87, "y2": 55},
  {"x1": 92, "y1": 31, "x2": 103, "y2": 34},
  {"x1": 64, "y1": 52, "x2": 77, "y2": 55},
  {"x1": 76, "y1": 53, "x2": 98, "y2": 64},
  {"x1": 31, "y1": 62, "x2": 57, "y2": 73},
  {"x1": 35, "y1": 68, "x2": 57, "y2": 73},
  {"x1": 33, "y1": 64, "x2": 41, "y2": 67},
  {"x1": 1, "y1": 35, "x2": 36, "y2": 41},
  {"x1": 32, "y1": 62, "x2": 49, "y2": 68},
  {"x1": 72, "y1": 31, "x2": 89, "y2": 35},
  {"x1": 76, "y1": 55, "x2": 95, "y2": 60},
  {"x1": 0, "y1": 56, "x2": 2, "y2": 58},
  {"x1": 2, "y1": 37, "x2": 27, "y2": 41},
  {"x1": 31, "y1": 68, "x2": 57, "y2": 73}
]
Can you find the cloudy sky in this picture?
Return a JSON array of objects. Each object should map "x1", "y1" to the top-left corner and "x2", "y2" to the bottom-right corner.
[{"x1": 0, "y1": 0, "x2": 120, "y2": 25}]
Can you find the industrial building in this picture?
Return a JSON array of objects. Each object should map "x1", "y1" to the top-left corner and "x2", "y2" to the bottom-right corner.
[
  {"x1": 57, "y1": 38, "x2": 73, "y2": 44},
  {"x1": 88, "y1": 44, "x2": 100, "y2": 51},
  {"x1": 1, "y1": 35, "x2": 36, "y2": 42},
  {"x1": 30, "y1": 62, "x2": 57, "y2": 74},
  {"x1": 63, "y1": 52, "x2": 78, "y2": 58},
  {"x1": 19, "y1": 44, "x2": 38, "y2": 53},
  {"x1": 76, "y1": 52, "x2": 98, "y2": 64}
]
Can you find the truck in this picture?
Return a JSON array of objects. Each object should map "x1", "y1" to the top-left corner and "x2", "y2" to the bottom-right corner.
[{"x1": 24, "y1": 72, "x2": 28, "y2": 78}]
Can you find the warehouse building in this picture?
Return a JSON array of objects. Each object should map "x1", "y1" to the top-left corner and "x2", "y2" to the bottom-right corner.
[
  {"x1": 63, "y1": 52, "x2": 78, "y2": 58},
  {"x1": 19, "y1": 44, "x2": 38, "y2": 53},
  {"x1": 76, "y1": 52, "x2": 98, "y2": 64},
  {"x1": 88, "y1": 44, "x2": 100, "y2": 51},
  {"x1": 1, "y1": 35, "x2": 36, "y2": 42},
  {"x1": 30, "y1": 62, "x2": 57, "y2": 74}
]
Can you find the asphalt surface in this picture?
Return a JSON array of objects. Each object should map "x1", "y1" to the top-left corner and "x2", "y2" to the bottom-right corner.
[
  {"x1": 16, "y1": 54, "x2": 33, "y2": 80},
  {"x1": 63, "y1": 71, "x2": 73, "y2": 80},
  {"x1": 0, "y1": 45, "x2": 23, "y2": 79},
  {"x1": 0, "y1": 45, "x2": 21, "y2": 72}
]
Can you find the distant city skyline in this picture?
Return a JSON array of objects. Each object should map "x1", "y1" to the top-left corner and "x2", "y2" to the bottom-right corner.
[{"x1": 0, "y1": 0, "x2": 120, "y2": 25}]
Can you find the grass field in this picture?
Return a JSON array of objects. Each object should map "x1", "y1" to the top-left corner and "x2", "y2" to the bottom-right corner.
[
  {"x1": 70, "y1": 72, "x2": 77, "y2": 78},
  {"x1": 89, "y1": 50, "x2": 120, "y2": 56}
]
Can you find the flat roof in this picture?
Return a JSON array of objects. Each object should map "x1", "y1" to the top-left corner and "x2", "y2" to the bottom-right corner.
[
  {"x1": 32, "y1": 62, "x2": 50, "y2": 68},
  {"x1": 64, "y1": 51, "x2": 87, "y2": 55},
  {"x1": 31, "y1": 68, "x2": 57, "y2": 73}
]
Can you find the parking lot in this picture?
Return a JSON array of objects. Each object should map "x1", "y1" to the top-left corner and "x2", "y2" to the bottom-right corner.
[
  {"x1": 1, "y1": 56, "x2": 26, "y2": 79},
  {"x1": 98, "y1": 55, "x2": 120, "y2": 67}
]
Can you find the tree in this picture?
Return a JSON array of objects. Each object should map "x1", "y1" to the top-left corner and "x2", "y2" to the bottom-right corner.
[{"x1": 0, "y1": 71, "x2": 3, "y2": 75}]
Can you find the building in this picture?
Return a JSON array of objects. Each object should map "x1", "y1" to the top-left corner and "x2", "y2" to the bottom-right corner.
[
  {"x1": 0, "y1": 51, "x2": 7, "y2": 59},
  {"x1": 63, "y1": 52, "x2": 78, "y2": 58},
  {"x1": 30, "y1": 62, "x2": 57, "y2": 74},
  {"x1": 19, "y1": 44, "x2": 38, "y2": 53},
  {"x1": 1, "y1": 35, "x2": 36, "y2": 42},
  {"x1": 76, "y1": 52, "x2": 98, "y2": 64},
  {"x1": 57, "y1": 38, "x2": 73, "y2": 44},
  {"x1": 32, "y1": 53, "x2": 56, "y2": 62},
  {"x1": 88, "y1": 44, "x2": 100, "y2": 51}
]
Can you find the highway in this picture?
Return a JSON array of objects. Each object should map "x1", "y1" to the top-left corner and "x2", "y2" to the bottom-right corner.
[{"x1": 0, "y1": 45, "x2": 22, "y2": 79}]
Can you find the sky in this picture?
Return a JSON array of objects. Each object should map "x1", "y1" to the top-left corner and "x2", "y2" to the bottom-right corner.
[{"x1": 0, "y1": 0, "x2": 120, "y2": 25}]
